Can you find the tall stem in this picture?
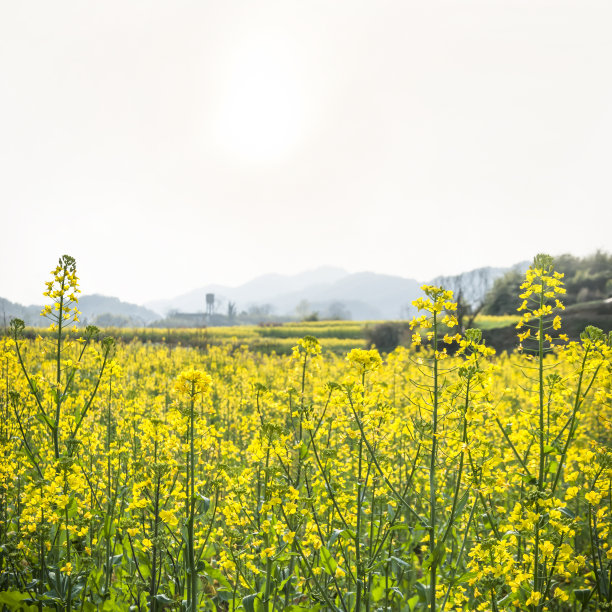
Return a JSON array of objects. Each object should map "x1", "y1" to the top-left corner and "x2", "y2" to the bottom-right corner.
[
  {"x1": 54, "y1": 276, "x2": 66, "y2": 459},
  {"x1": 534, "y1": 283, "x2": 545, "y2": 602},
  {"x1": 187, "y1": 393, "x2": 197, "y2": 610},
  {"x1": 429, "y1": 311, "x2": 438, "y2": 612}
]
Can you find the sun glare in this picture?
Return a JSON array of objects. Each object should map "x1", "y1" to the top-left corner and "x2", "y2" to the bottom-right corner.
[{"x1": 213, "y1": 39, "x2": 306, "y2": 164}]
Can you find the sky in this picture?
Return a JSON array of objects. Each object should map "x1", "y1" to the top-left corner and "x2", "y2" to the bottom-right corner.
[{"x1": 1, "y1": 1, "x2": 611, "y2": 306}]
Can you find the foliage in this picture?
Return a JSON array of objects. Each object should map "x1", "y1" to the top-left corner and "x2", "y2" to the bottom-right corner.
[
  {"x1": 484, "y1": 251, "x2": 612, "y2": 315},
  {"x1": 364, "y1": 322, "x2": 410, "y2": 354}
]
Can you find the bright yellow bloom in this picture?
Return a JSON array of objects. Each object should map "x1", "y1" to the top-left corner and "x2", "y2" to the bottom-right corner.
[
  {"x1": 60, "y1": 562, "x2": 73, "y2": 576},
  {"x1": 346, "y1": 348, "x2": 382, "y2": 372},
  {"x1": 174, "y1": 368, "x2": 212, "y2": 397}
]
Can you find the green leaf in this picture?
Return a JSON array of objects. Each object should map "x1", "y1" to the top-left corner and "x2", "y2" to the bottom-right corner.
[
  {"x1": 422, "y1": 540, "x2": 445, "y2": 571},
  {"x1": 521, "y1": 473, "x2": 537, "y2": 485},
  {"x1": 371, "y1": 584, "x2": 384, "y2": 601},
  {"x1": 573, "y1": 588, "x2": 592, "y2": 604},
  {"x1": 546, "y1": 460, "x2": 559, "y2": 475},
  {"x1": 319, "y1": 546, "x2": 338, "y2": 575},
  {"x1": 299, "y1": 441, "x2": 309, "y2": 459},
  {"x1": 109, "y1": 553, "x2": 123, "y2": 566},
  {"x1": 388, "y1": 524, "x2": 410, "y2": 532},
  {"x1": 388, "y1": 586, "x2": 403, "y2": 599},
  {"x1": 154, "y1": 594, "x2": 175, "y2": 608},
  {"x1": 327, "y1": 528, "x2": 354, "y2": 547},
  {"x1": 558, "y1": 506, "x2": 575, "y2": 519},
  {"x1": 388, "y1": 555, "x2": 411, "y2": 570},
  {"x1": 197, "y1": 493, "x2": 210, "y2": 514},
  {"x1": 242, "y1": 593, "x2": 258, "y2": 612},
  {"x1": 203, "y1": 561, "x2": 232, "y2": 590},
  {"x1": 0, "y1": 591, "x2": 30, "y2": 606},
  {"x1": 415, "y1": 582, "x2": 430, "y2": 604},
  {"x1": 103, "y1": 513, "x2": 116, "y2": 539}
]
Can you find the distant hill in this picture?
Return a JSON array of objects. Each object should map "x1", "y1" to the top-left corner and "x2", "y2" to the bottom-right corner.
[
  {"x1": 78, "y1": 295, "x2": 160, "y2": 326},
  {"x1": 2, "y1": 260, "x2": 566, "y2": 329},
  {"x1": 145, "y1": 264, "x2": 534, "y2": 322},
  {"x1": 146, "y1": 266, "x2": 351, "y2": 315},
  {"x1": 0, "y1": 297, "x2": 42, "y2": 328},
  {"x1": 0, "y1": 295, "x2": 160, "y2": 328},
  {"x1": 145, "y1": 267, "x2": 423, "y2": 320}
]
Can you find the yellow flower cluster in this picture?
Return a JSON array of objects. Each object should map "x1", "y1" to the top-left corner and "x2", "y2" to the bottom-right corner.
[
  {"x1": 3, "y1": 255, "x2": 611, "y2": 611},
  {"x1": 173, "y1": 367, "x2": 212, "y2": 398},
  {"x1": 346, "y1": 348, "x2": 382, "y2": 372},
  {"x1": 40, "y1": 255, "x2": 81, "y2": 328}
]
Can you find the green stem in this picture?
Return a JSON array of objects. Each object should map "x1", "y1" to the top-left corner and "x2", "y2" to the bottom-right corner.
[
  {"x1": 551, "y1": 348, "x2": 598, "y2": 496},
  {"x1": 54, "y1": 277, "x2": 66, "y2": 460},
  {"x1": 188, "y1": 392, "x2": 197, "y2": 611},
  {"x1": 430, "y1": 310, "x2": 438, "y2": 612},
  {"x1": 534, "y1": 284, "x2": 545, "y2": 601}
]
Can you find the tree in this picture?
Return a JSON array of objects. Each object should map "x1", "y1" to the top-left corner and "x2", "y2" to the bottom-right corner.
[
  {"x1": 326, "y1": 301, "x2": 351, "y2": 320},
  {"x1": 435, "y1": 268, "x2": 500, "y2": 331},
  {"x1": 482, "y1": 270, "x2": 523, "y2": 316},
  {"x1": 482, "y1": 251, "x2": 612, "y2": 314},
  {"x1": 227, "y1": 301, "x2": 237, "y2": 322},
  {"x1": 295, "y1": 299, "x2": 317, "y2": 321},
  {"x1": 248, "y1": 303, "x2": 273, "y2": 318}
]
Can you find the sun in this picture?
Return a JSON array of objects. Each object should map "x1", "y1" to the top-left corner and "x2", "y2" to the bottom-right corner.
[{"x1": 213, "y1": 37, "x2": 307, "y2": 164}]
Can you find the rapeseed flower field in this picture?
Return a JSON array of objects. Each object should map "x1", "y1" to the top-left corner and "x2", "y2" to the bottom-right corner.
[{"x1": 1, "y1": 255, "x2": 610, "y2": 611}]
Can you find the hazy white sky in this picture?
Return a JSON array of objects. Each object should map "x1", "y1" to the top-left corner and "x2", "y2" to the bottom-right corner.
[{"x1": 1, "y1": 1, "x2": 611, "y2": 305}]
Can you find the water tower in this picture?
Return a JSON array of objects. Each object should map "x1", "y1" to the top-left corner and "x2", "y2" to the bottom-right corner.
[{"x1": 206, "y1": 293, "x2": 215, "y2": 317}]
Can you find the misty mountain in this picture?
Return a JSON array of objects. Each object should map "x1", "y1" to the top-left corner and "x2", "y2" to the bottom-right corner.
[
  {"x1": 0, "y1": 297, "x2": 42, "y2": 328},
  {"x1": 146, "y1": 263, "x2": 532, "y2": 321},
  {"x1": 146, "y1": 268, "x2": 423, "y2": 320},
  {"x1": 1, "y1": 262, "x2": 533, "y2": 329},
  {"x1": 78, "y1": 295, "x2": 160, "y2": 326},
  {"x1": 146, "y1": 266, "x2": 349, "y2": 315},
  {"x1": 266, "y1": 272, "x2": 424, "y2": 319},
  {"x1": 0, "y1": 295, "x2": 160, "y2": 328}
]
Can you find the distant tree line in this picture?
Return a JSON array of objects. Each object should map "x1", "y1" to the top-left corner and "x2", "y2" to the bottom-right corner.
[
  {"x1": 366, "y1": 251, "x2": 612, "y2": 354},
  {"x1": 482, "y1": 251, "x2": 612, "y2": 315}
]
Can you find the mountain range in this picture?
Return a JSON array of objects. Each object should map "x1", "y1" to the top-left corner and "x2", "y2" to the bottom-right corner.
[
  {"x1": 1, "y1": 264, "x2": 522, "y2": 327},
  {"x1": 145, "y1": 264, "x2": 526, "y2": 321},
  {"x1": 147, "y1": 268, "x2": 424, "y2": 320},
  {"x1": 0, "y1": 294, "x2": 159, "y2": 328}
]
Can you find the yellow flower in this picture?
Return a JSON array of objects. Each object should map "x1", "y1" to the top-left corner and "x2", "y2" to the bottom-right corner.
[
  {"x1": 159, "y1": 509, "x2": 178, "y2": 528},
  {"x1": 174, "y1": 369, "x2": 212, "y2": 398},
  {"x1": 525, "y1": 591, "x2": 541, "y2": 606},
  {"x1": 441, "y1": 314, "x2": 458, "y2": 328},
  {"x1": 346, "y1": 348, "x2": 382, "y2": 372},
  {"x1": 291, "y1": 336, "x2": 322, "y2": 358},
  {"x1": 259, "y1": 547, "x2": 275, "y2": 561},
  {"x1": 540, "y1": 541, "x2": 554, "y2": 557},
  {"x1": 60, "y1": 562, "x2": 73, "y2": 575},
  {"x1": 585, "y1": 490, "x2": 602, "y2": 506}
]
